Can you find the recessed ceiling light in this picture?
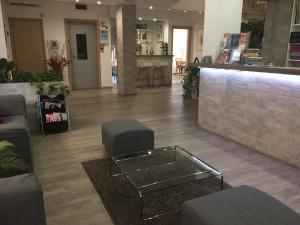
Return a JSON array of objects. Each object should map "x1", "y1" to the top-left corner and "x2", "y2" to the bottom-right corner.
[
  {"x1": 184, "y1": 10, "x2": 188, "y2": 13},
  {"x1": 97, "y1": 1, "x2": 101, "y2": 4},
  {"x1": 149, "y1": 6, "x2": 154, "y2": 10},
  {"x1": 167, "y1": 9, "x2": 171, "y2": 11},
  {"x1": 153, "y1": 18, "x2": 157, "y2": 21},
  {"x1": 76, "y1": 0, "x2": 79, "y2": 2},
  {"x1": 199, "y1": 11, "x2": 203, "y2": 14},
  {"x1": 138, "y1": 17, "x2": 142, "y2": 21}
]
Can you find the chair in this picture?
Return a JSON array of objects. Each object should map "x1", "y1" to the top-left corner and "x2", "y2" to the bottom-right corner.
[{"x1": 175, "y1": 58, "x2": 184, "y2": 74}]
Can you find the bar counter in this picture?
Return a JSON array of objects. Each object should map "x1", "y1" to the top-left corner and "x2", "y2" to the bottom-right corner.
[
  {"x1": 136, "y1": 55, "x2": 173, "y2": 87},
  {"x1": 198, "y1": 64, "x2": 300, "y2": 168}
]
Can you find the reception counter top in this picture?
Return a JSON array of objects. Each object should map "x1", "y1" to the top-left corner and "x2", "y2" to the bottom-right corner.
[
  {"x1": 198, "y1": 63, "x2": 300, "y2": 76},
  {"x1": 198, "y1": 64, "x2": 300, "y2": 168},
  {"x1": 137, "y1": 55, "x2": 173, "y2": 57}
]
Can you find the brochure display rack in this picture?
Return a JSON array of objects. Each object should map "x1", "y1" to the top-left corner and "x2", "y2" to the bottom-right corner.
[{"x1": 37, "y1": 94, "x2": 71, "y2": 135}]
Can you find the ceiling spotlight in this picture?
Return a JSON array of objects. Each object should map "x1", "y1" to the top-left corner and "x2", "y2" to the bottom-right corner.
[
  {"x1": 97, "y1": 1, "x2": 102, "y2": 4},
  {"x1": 138, "y1": 17, "x2": 142, "y2": 21},
  {"x1": 184, "y1": 10, "x2": 188, "y2": 13},
  {"x1": 153, "y1": 18, "x2": 157, "y2": 21},
  {"x1": 167, "y1": 9, "x2": 171, "y2": 11},
  {"x1": 76, "y1": 0, "x2": 79, "y2": 2},
  {"x1": 199, "y1": 11, "x2": 203, "y2": 14},
  {"x1": 149, "y1": 6, "x2": 154, "y2": 10}
]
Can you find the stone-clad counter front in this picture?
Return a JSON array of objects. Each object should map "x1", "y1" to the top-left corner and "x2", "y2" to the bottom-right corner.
[
  {"x1": 198, "y1": 64, "x2": 300, "y2": 168},
  {"x1": 136, "y1": 55, "x2": 173, "y2": 87}
]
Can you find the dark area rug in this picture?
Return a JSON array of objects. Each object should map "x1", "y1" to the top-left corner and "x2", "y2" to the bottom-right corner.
[{"x1": 82, "y1": 158, "x2": 231, "y2": 225}]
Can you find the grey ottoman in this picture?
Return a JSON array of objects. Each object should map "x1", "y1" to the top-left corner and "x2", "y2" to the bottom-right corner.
[
  {"x1": 181, "y1": 185, "x2": 300, "y2": 225},
  {"x1": 102, "y1": 118, "x2": 154, "y2": 156}
]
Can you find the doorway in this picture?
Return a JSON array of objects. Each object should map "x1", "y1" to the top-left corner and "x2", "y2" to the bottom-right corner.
[
  {"x1": 68, "y1": 21, "x2": 98, "y2": 90},
  {"x1": 172, "y1": 27, "x2": 190, "y2": 83},
  {"x1": 9, "y1": 18, "x2": 46, "y2": 72}
]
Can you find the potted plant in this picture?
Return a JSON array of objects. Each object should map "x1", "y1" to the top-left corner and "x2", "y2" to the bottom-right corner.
[
  {"x1": 46, "y1": 41, "x2": 71, "y2": 76},
  {"x1": 0, "y1": 140, "x2": 30, "y2": 178},
  {"x1": 32, "y1": 81, "x2": 71, "y2": 100},
  {"x1": 0, "y1": 58, "x2": 15, "y2": 83},
  {"x1": 182, "y1": 64, "x2": 200, "y2": 99}
]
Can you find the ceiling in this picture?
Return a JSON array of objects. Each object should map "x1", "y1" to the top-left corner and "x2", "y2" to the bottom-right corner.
[{"x1": 7, "y1": 0, "x2": 205, "y2": 11}]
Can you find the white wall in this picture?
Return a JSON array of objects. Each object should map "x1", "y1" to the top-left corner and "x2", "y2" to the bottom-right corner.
[
  {"x1": 0, "y1": 0, "x2": 7, "y2": 58},
  {"x1": 3, "y1": 1, "x2": 113, "y2": 88},
  {"x1": 202, "y1": 0, "x2": 243, "y2": 60}
]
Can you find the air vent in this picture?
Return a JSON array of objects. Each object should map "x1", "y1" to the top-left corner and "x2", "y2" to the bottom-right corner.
[
  {"x1": 10, "y1": 2, "x2": 40, "y2": 7},
  {"x1": 75, "y1": 4, "x2": 88, "y2": 10}
]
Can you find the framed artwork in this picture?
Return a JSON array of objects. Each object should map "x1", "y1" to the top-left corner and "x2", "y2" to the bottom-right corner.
[
  {"x1": 156, "y1": 22, "x2": 164, "y2": 42},
  {"x1": 50, "y1": 40, "x2": 59, "y2": 50},
  {"x1": 196, "y1": 29, "x2": 203, "y2": 50}
]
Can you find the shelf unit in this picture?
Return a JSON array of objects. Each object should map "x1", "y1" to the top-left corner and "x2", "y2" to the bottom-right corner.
[
  {"x1": 38, "y1": 94, "x2": 71, "y2": 135},
  {"x1": 286, "y1": 0, "x2": 300, "y2": 66}
]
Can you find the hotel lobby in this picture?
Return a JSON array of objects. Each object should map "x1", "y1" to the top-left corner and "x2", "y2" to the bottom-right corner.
[{"x1": 0, "y1": 0, "x2": 300, "y2": 225}]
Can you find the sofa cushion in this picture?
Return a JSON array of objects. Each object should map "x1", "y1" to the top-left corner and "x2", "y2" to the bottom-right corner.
[
  {"x1": 0, "y1": 95, "x2": 27, "y2": 117},
  {"x1": 0, "y1": 115, "x2": 29, "y2": 135},
  {"x1": 181, "y1": 185, "x2": 300, "y2": 225}
]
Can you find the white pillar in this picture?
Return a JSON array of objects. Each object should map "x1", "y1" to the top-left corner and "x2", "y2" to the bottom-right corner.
[
  {"x1": 0, "y1": 0, "x2": 7, "y2": 58},
  {"x1": 202, "y1": 0, "x2": 243, "y2": 60}
]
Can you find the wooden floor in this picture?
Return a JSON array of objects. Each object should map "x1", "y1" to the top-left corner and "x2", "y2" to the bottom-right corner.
[{"x1": 32, "y1": 84, "x2": 300, "y2": 225}]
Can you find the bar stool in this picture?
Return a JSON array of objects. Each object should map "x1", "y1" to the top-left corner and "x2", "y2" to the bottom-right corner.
[
  {"x1": 137, "y1": 67, "x2": 143, "y2": 87},
  {"x1": 152, "y1": 66, "x2": 162, "y2": 87}
]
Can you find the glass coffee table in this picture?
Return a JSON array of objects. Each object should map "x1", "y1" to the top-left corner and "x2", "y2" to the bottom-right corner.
[{"x1": 110, "y1": 145, "x2": 223, "y2": 221}]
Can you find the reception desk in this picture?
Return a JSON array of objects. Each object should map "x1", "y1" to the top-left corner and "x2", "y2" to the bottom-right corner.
[
  {"x1": 136, "y1": 55, "x2": 173, "y2": 87},
  {"x1": 198, "y1": 64, "x2": 300, "y2": 168}
]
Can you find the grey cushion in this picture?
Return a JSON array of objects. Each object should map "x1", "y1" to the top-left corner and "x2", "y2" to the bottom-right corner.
[
  {"x1": 102, "y1": 118, "x2": 154, "y2": 155},
  {"x1": 0, "y1": 95, "x2": 27, "y2": 117},
  {"x1": 181, "y1": 185, "x2": 300, "y2": 225},
  {"x1": 0, "y1": 115, "x2": 29, "y2": 135},
  {"x1": 0, "y1": 173, "x2": 46, "y2": 225}
]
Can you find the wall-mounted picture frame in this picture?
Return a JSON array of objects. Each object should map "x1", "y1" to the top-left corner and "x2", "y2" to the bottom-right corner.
[
  {"x1": 196, "y1": 29, "x2": 203, "y2": 51},
  {"x1": 156, "y1": 22, "x2": 164, "y2": 42},
  {"x1": 100, "y1": 28, "x2": 109, "y2": 44},
  {"x1": 100, "y1": 21, "x2": 110, "y2": 44},
  {"x1": 50, "y1": 40, "x2": 59, "y2": 50}
]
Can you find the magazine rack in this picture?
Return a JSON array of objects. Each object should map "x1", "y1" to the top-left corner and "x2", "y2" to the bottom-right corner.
[{"x1": 37, "y1": 94, "x2": 71, "y2": 135}]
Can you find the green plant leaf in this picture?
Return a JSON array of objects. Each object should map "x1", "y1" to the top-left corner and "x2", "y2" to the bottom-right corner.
[{"x1": 0, "y1": 140, "x2": 31, "y2": 178}]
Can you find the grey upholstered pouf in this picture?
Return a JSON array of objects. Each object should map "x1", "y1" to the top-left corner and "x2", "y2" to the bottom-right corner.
[
  {"x1": 102, "y1": 118, "x2": 154, "y2": 156},
  {"x1": 181, "y1": 185, "x2": 300, "y2": 225}
]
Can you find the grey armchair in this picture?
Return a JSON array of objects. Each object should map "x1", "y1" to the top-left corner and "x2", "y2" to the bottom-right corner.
[
  {"x1": 0, "y1": 173, "x2": 47, "y2": 225},
  {"x1": 0, "y1": 95, "x2": 32, "y2": 168}
]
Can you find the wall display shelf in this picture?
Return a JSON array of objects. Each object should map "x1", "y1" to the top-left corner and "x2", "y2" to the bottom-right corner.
[
  {"x1": 286, "y1": 0, "x2": 300, "y2": 66},
  {"x1": 37, "y1": 94, "x2": 71, "y2": 135}
]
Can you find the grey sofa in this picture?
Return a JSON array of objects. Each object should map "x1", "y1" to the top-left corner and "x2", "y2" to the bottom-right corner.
[
  {"x1": 0, "y1": 173, "x2": 47, "y2": 225},
  {"x1": 181, "y1": 185, "x2": 300, "y2": 225},
  {"x1": 0, "y1": 95, "x2": 32, "y2": 168},
  {"x1": 0, "y1": 95, "x2": 46, "y2": 225}
]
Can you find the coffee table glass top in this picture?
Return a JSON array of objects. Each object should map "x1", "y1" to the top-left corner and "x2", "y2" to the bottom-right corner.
[{"x1": 111, "y1": 146, "x2": 222, "y2": 194}]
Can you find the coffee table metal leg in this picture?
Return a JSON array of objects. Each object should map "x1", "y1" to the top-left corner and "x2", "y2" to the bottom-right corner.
[
  {"x1": 220, "y1": 175, "x2": 224, "y2": 191},
  {"x1": 139, "y1": 192, "x2": 144, "y2": 221}
]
